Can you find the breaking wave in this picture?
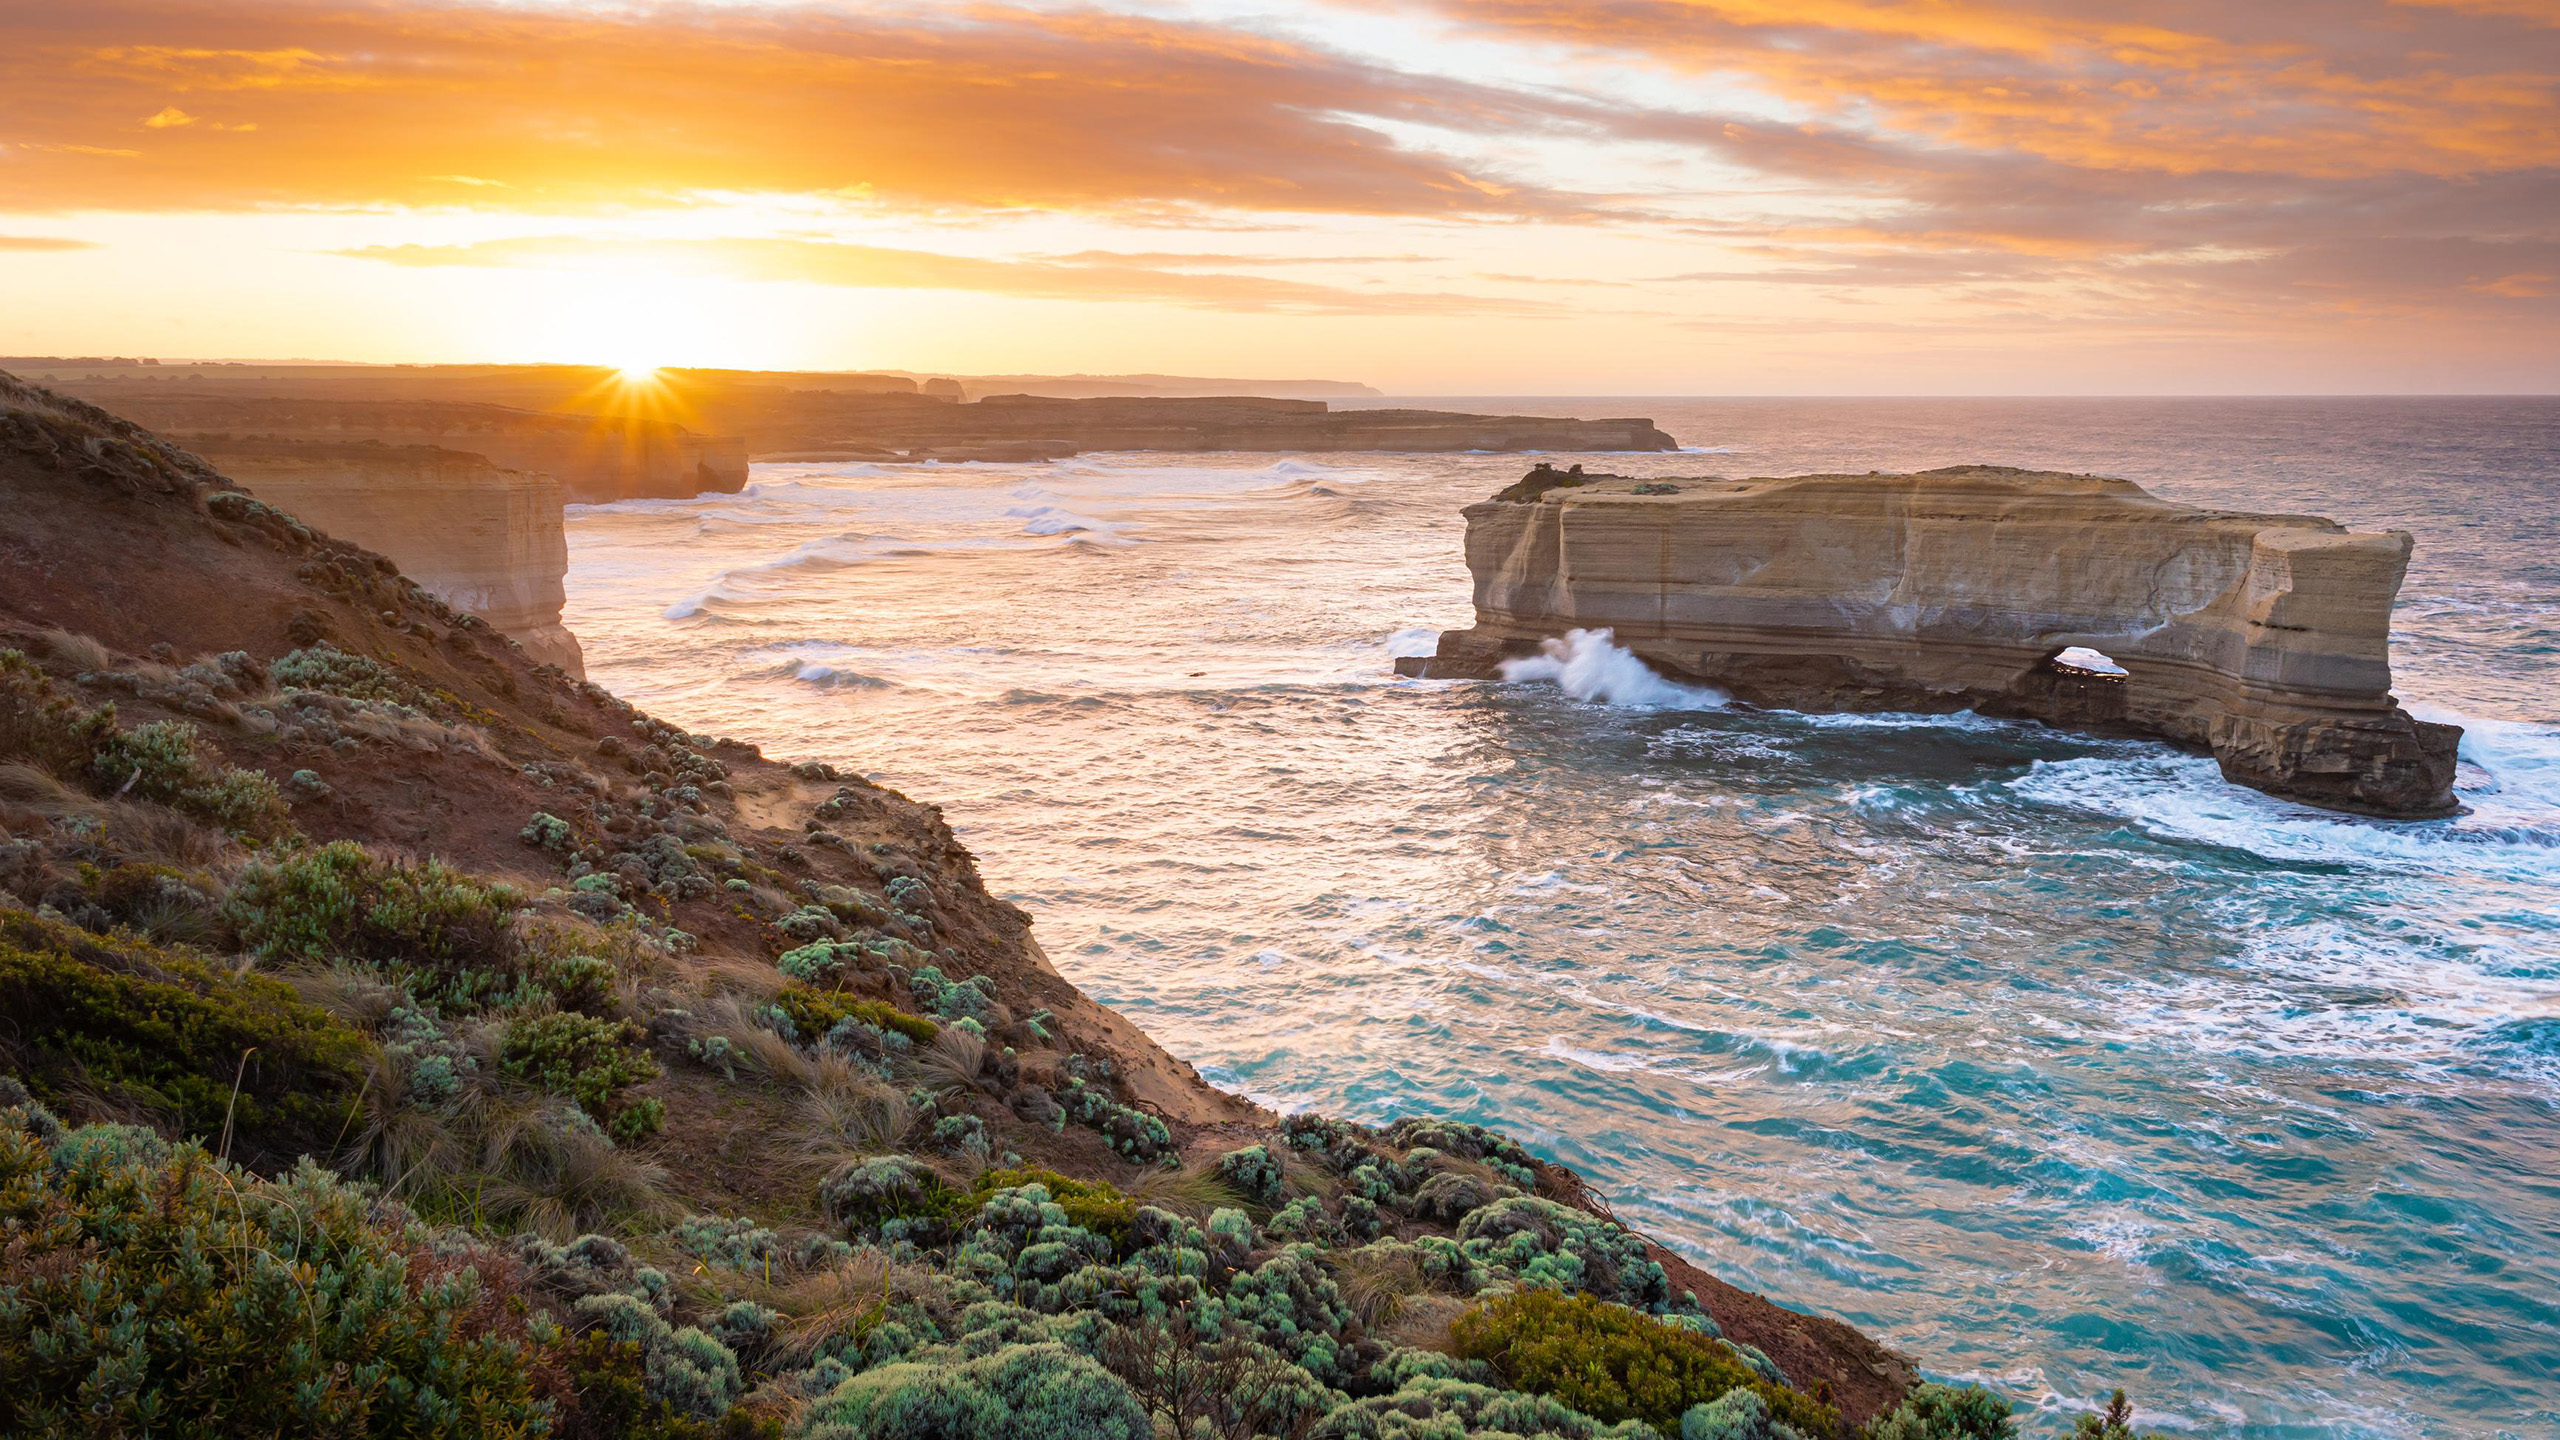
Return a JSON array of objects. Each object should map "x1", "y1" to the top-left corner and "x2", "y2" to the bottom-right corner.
[{"x1": 1499, "y1": 628, "x2": 1729, "y2": 710}]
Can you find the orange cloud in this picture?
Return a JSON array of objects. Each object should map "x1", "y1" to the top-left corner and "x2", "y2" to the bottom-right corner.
[
  {"x1": 335, "y1": 235, "x2": 1564, "y2": 315},
  {"x1": 1429, "y1": 0, "x2": 2560, "y2": 179},
  {"x1": 0, "y1": 0, "x2": 1587, "y2": 217}
]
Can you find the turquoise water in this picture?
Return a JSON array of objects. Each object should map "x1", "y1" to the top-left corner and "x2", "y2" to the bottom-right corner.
[{"x1": 564, "y1": 398, "x2": 2560, "y2": 1438}]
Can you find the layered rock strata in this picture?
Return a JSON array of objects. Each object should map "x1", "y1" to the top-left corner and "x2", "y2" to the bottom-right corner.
[
  {"x1": 190, "y1": 440, "x2": 585, "y2": 675},
  {"x1": 70, "y1": 394, "x2": 747, "y2": 502},
  {"x1": 1402, "y1": 465, "x2": 2460, "y2": 816}
]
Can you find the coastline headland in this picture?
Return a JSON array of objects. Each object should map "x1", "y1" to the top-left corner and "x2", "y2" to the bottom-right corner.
[
  {"x1": 41, "y1": 363, "x2": 1679, "y2": 473},
  {"x1": 1402, "y1": 463, "x2": 2460, "y2": 817},
  {"x1": 184, "y1": 437, "x2": 586, "y2": 676},
  {"x1": 0, "y1": 370, "x2": 1939, "y2": 1433}
]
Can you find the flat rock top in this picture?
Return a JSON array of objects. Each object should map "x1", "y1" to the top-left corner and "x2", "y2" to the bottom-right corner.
[{"x1": 1517, "y1": 464, "x2": 2348, "y2": 534}]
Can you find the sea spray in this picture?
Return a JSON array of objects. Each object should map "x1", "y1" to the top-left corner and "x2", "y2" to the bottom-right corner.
[{"x1": 1499, "y1": 628, "x2": 1728, "y2": 709}]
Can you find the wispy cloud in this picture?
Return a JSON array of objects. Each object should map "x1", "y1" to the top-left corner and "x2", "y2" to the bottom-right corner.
[
  {"x1": 0, "y1": 0, "x2": 1599, "y2": 218},
  {"x1": 334, "y1": 235, "x2": 1563, "y2": 315},
  {"x1": 0, "y1": 235, "x2": 97, "y2": 251}
]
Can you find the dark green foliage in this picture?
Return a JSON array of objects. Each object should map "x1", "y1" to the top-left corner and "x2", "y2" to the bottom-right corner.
[
  {"x1": 0, "y1": 907, "x2": 369, "y2": 1157},
  {"x1": 500, "y1": 1011, "x2": 664, "y2": 1140},
  {"x1": 0, "y1": 1114, "x2": 545, "y2": 1438},
  {"x1": 0, "y1": 648, "x2": 94, "y2": 774},
  {"x1": 2069, "y1": 1390, "x2": 2164, "y2": 1440},
  {"x1": 1450, "y1": 1288, "x2": 1837, "y2": 1439},
  {"x1": 553, "y1": 1331, "x2": 785, "y2": 1440},
  {"x1": 1493, "y1": 462, "x2": 1590, "y2": 503},
  {"x1": 0, "y1": 651, "x2": 286, "y2": 838},
  {"x1": 229, "y1": 841, "x2": 528, "y2": 1010},
  {"x1": 821, "y1": 1155, "x2": 969, "y2": 1237},
  {"x1": 1864, "y1": 1383, "x2": 2013, "y2": 1440},
  {"x1": 87, "y1": 717, "x2": 289, "y2": 837},
  {"x1": 771, "y1": 984, "x2": 938, "y2": 1046},
  {"x1": 972, "y1": 1167, "x2": 1137, "y2": 1250}
]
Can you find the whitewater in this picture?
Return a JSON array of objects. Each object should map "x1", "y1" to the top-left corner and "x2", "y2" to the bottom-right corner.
[{"x1": 563, "y1": 397, "x2": 2560, "y2": 1439}]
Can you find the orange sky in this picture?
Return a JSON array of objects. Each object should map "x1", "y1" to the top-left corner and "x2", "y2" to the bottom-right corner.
[{"x1": 0, "y1": 0, "x2": 2553, "y2": 391}]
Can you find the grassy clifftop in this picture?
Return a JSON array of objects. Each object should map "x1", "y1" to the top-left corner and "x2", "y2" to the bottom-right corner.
[{"x1": 0, "y1": 370, "x2": 2050, "y2": 1440}]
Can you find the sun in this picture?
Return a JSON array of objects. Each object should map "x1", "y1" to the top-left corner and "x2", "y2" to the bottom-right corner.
[{"x1": 612, "y1": 363, "x2": 662, "y2": 385}]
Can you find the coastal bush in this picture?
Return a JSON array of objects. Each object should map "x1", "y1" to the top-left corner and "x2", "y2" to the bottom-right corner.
[
  {"x1": 1448, "y1": 1289, "x2": 1836, "y2": 1439},
  {"x1": 1215, "y1": 1142, "x2": 1288, "y2": 1207},
  {"x1": 0, "y1": 906, "x2": 369, "y2": 1154},
  {"x1": 1864, "y1": 1383, "x2": 2013, "y2": 1440},
  {"x1": 0, "y1": 1113, "x2": 544, "y2": 1438},
  {"x1": 906, "y1": 965, "x2": 994, "y2": 1024},
  {"x1": 796, "y1": 1340, "x2": 1151, "y2": 1440},
  {"x1": 1056, "y1": 1076, "x2": 1175, "y2": 1163},
  {"x1": 270, "y1": 642, "x2": 423, "y2": 705},
  {"x1": 575, "y1": 1290, "x2": 745, "y2": 1422},
  {"x1": 767, "y1": 984, "x2": 939, "y2": 1047},
  {"x1": 972, "y1": 1167, "x2": 1138, "y2": 1250},
  {"x1": 230, "y1": 841, "x2": 527, "y2": 1009},
  {"x1": 501, "y1": 1010, "x2": 665, "y2": 1141},
  {"x1": 1329, "y1": 1372, "x2": 1656, "y2": 1440},
  {"x1": 821, "y1": 1154, "x2": 968, "y2": 1238},
  {"x1": 2070, "y1": 1390, "x2": 2165, "y2": 1440},
  {"x1": 1681, "y1": 1388, "x2": 1798, "y2": 1440},
  {"x1": 1455, "y1": 1195, "x2": 1673, "y2": 1310}
]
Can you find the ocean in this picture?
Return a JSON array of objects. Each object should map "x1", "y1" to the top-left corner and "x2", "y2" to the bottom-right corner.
[{"x1": 562, "y1": 397, "x2": 2560, "y2": 1438}]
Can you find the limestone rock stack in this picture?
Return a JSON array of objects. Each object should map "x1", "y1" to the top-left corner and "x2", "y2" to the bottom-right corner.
[{"x1": 1404, "y1": 465, "x2": 2460, "y2": 816}]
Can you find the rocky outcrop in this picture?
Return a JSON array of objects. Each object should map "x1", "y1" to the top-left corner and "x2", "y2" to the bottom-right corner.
[
  {"x1": 61, "y1": 393, "x2": 747, "y2": 503},
  {"x1": 1403, "y1": 465, "x2": 2460, "y2": 816},
  {"x1": 189, "y1": 440, "x2": 585, "y2": 675}
]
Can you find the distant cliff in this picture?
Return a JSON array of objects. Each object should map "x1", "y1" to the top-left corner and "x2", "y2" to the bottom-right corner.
[
  {"x1": 734, "y1": 393, "x2": 1677, "y2": 458},
  {"x1": 50, "y1": 391, "x2": 747, "y2": 503},
  {"x1": 189, "y1": 440, "x2": 585, "y2": 675},
  {"x1": 1405, "y1": 465, "x2": 2460, "y2": 816}
]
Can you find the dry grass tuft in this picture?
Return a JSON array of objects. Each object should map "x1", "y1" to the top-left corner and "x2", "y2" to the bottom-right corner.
[
  {"x1": 1126, "y1": 1156, "x2": 1251, "y2": 1217},
  {"x1": 38, "y1": 628, "x2": 113, "y2": 674},
  {"x1": 914, "y1": 1027, "x2": 986, "y2": 1094},
  {"x1": 1381, "y1": 1293, "x2": 1467, "y2": 1353}
]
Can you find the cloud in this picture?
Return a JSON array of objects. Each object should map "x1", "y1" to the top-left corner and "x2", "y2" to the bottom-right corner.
[
  {"x1": 333, "y1": 235, "x2": 1564, "y2": 315},
  {"x1": 0, "y1": 0, "x2": 1597, "y2": 218},
  {"x1": 0, "y1": 235, "x2": 97, "y2": 251},
  {"x1": 1430, "y1": 0, "x2": 2560, "y2": 180}
]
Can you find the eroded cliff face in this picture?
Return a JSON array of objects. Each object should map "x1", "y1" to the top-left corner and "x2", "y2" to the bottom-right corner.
[
  {"x1": 191, "y1": 440, "x2": 586, "y2": 675},
  {"x1": 69, "y1": 393, "x2": 748, "y2": 503},
  {"x1": 1407, "y1": 465, "x2": 2460, "y2": 816}
]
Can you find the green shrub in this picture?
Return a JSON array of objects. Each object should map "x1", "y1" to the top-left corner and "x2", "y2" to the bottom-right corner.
[
  {"x1": 229, "y1": 841, "x2": 528, "y2": 1010},
  {"x1": 796, "y1": 1340, "x2": 1150, "y2": 1440},
  {"x1": 820, "y1": 1155, "x2": 968, "y2": 1238},
  {"x1": 1866, "y1": 1383, "x2": 2013, "y2": 1440},
  {"x1": 501, "y1": 1011, "x2": 664, "y2": 1141},
  {"x1": 769, "y1": 984, "x2": 938, "y2": 1046},
  {"x1": 555, "y1": 1330, "x2": 784, "y2": 1440},
  {"x1": 1215, "y1": 1143, "x2": 1286, "y2": 1207},
  {"x1": 1449, "y1": 1289, "x2": 1836, "y2": 1439},
  {"x1": 0, "y1": 907, "x2": 370, "y2": 1158},
  {"x1": 971, "y1": 1167, "x2": 1137, "y2": 1249},
  {"x1": 2069, "y1": 1390, "x2": 2164, "y2": 1440},
  {"x1": 270, "y1": 643, "x2": 420, "y2": 705},
  {"x1": 1456, "y1": 1194, "x2": 1672, "y2": 1310},
  {"x1": 0, "y1": 1113, "x2": 544, "y2": 1437}
]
